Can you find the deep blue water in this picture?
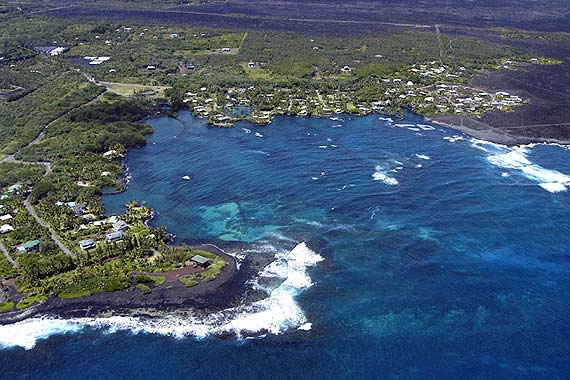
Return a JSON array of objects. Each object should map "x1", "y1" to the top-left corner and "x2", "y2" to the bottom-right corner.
[{"x1": 2, "y1": 111, "x2": 570, "y2": 379}]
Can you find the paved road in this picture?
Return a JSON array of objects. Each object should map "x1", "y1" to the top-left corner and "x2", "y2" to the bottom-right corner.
[
  {"x1": 23, "y1": 196, "x2": 75, "y2": 259},
  {"x1": 0, "y1": 88, "x2": 105, "y2": 260},
  {"x1": 0, "y1": 241, "x2": 17, "y2": 268},
  {"x1": 0, "y1": 155, "x2": 51, "y2": 174}
]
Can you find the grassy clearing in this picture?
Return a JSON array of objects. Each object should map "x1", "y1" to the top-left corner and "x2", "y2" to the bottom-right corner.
[
  {"x1": 16, "y1": 294, "x2": 47, "y2": 309},
  {"x1": 106, "y1": 83, "x2": 170, "y2": 98},
  {"x1": 136, "y1": 283, "x2": 151, "y2": 294},
  {"x1": 0, "y1": 301, "x2": 14, "y2": 312},
  {"x1": 178, "y1": 275, "x2": 199, "y2": 288},
  {"x1": 177, "y1": 250, "x2": 227, "y2": 286},
  {"x1": 134, "y1": 273, "x2": 166, "y2": 287},
  {"x1": 58, "y1": 289, "x2": 92, "y2": 299}
]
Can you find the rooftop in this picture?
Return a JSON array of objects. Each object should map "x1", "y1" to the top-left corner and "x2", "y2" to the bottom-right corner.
[{"x1": 191, "y1": 255, "x2": 210, "y2": 265}]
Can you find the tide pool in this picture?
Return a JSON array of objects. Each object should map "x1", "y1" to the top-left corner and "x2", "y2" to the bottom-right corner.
[{"x1": 1, "y1": 111, "x2": 570, "y2": 379}]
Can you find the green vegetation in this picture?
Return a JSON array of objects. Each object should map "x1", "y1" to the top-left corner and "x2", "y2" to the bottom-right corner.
[
  {"x1": 497, "y1": 28, "x2": 570, "y2": 43},
  {"x1": 0, "y1": 70, "x2": 104, "y2": 155},
  {"x1": 0, "y1": 255, "x2": 16, "y2": 279},
  {"x1": 136, "y1": 283, "x2": 152, "y2": 294},
  {"x1": 178, "y1": 276, "x2": 199, "y2": 288},
  {"x1": 177, "y1": 250, "x2": 226, "y2": 286},
  {"x1": 135, "y1": 274, "x2": 166, "y2": 287},
  {"x1": 0, "y1": 6, "x2": 555, "y2": 308},
  {"x1": 0, "y1": 301, "x2": 14, "y2": 312},
  {"x1": 16, "y1": 294, "x2": 47, "y2": 309}
]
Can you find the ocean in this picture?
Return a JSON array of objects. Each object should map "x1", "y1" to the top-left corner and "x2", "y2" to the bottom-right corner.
[{"x1": 1, "y1": 111, "x2": 570, "y2": 379}]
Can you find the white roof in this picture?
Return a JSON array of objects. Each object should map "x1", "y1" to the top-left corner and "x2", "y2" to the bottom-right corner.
[{"x1": 0, "y1": 224, "x2": 14, "y2": 233}]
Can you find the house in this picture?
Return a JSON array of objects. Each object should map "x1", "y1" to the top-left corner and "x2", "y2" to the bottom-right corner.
[
  {"x1": 0, "y1": 214, "x2": 12, "y2": 221},
  {"x1": 107, "y1": 215, "x2": 120, "y2": 224},
  {"x1": 187, "y1": 64, "x2": 195, "y2": 71},
  {"x1": 70, "y1": 203, "x2": 86, "y2": 216},
  {"x1": 247, "y1": 62, "x2": 256, "y2": 69},
  {"x1": 79, "y1": 237, "x2": 95, "y2": 249},
  {"x1": 79, "y1": 239, "x2": 96, "y2": 250},
  {"x1": 17, "y1": 239, "x2": 40, "y2": 253},
  {"x1": 191, "y1": 255, "x2": 211, "y2": 268},
  {"x1": 103, "y1": 150, "x2": 115, "y2": 157},
  {"x1": 113, "y1": 221, "x2": 129, "y2": 232},
  {"x1": 146, "y1": 65, "x2": 156, "y2": 71},
  {"x1": 7, "y1": 184, "x2": 22, "y2": 193},
  {"x1": 106, "y1": 230, "x2": 124, "y2": 242},
  {"x1": 0, "y1": 224, "x2": 14, "y2": 234}
]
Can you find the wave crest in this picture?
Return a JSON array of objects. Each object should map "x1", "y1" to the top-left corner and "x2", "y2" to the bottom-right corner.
[{"x1": 0, "y1": 243, "x2": 323, "y2": 350}]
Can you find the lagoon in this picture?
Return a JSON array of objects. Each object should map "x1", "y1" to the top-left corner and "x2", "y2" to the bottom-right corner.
[{"x1": 2, "y1": 111, "x2": 570, "y2": 379}]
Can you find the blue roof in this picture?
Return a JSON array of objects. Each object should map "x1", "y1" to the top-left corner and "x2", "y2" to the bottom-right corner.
[
  {"x1": 191, "y1": 255, "x2": 210, "y2": 265},
  {"x1": 106, "y1": 231, "x2": 124, "y2": 240}
]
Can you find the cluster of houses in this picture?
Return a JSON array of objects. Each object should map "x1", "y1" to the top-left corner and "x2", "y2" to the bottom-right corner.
[
  {"x1": 0, "y1": 213, "x2": 14, "y2": 235},
  {"x1": 0, "y1": 186, "x2": 46, "y2": 254},
  {"x1": 179, "y1": 58, "x2": 528, "y2": 127},
  {"x1": 78, "y1": 215, "x2": 130, "y2": 251}
]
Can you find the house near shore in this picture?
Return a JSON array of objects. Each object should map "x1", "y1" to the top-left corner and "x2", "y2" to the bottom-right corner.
[
  {"x1": 17, "y1": 239, "x2": 40, "y2": 253},
  {"x1": 0, "y1": 214, "x2": 12, "y2": 221},
  {"x1": 113, "y1": 220, "x2": 129, "y2": 232},
  {"x1": 7, "y1": 184, "x2": 22, "y2": 193},
  {"x1": 191, "y1": 255, "x2": 211, "y2": 268},
  {"x1": 0, "y1": 224, "x2": 14, "y2": 234},
  {"x1": 79, "y1": 239, "x2": 96, "y2": 250},
  {"x1": 106, "y1": 230, "x2": 124, "y2": 242}
]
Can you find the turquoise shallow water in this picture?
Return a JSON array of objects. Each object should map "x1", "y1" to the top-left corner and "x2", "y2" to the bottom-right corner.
[{"x1": 2, "y1": 111, "x2": 570, "y2": 379}]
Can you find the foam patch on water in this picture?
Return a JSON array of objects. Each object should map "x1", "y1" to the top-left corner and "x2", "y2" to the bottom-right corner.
[
  {"x1": 473, "y1": 141, "x2": 570, "y2": 193},
  {"x1": 0, "y1": 243, "x2": 323, "y2": 350},
  {"x1": 372, "y1": 168, "x2": 399, "y2": 186},
  {"x1": 372, "y1": 159, "x2": 403, "y2": 186},
  {"x1": 443, "y1": 135, "x2": 464, "y2": 143}
]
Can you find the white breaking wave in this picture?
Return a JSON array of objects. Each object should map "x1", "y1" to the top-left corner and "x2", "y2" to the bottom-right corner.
[
  {"x1": 417, "y1": 124, "x2": 436, "y2": 131},
  {"x1": 473, "y1": 140, "x2": 570, "y2": 193},
  {"x1": 0, "y1": 243, "x2": 323, "y2": 350},
  {"x1": 443, "y1": 135, "x2": 464, "y2": 143},
  {"x1": 372, "y1": 165, "x2": 399, "y2": 186},
  {"x1": 539, "y1": 182, "x2": 567, "y2": 193},
  {"x1": 415, "y1": 154, "x2": 430, "y2": 160}
]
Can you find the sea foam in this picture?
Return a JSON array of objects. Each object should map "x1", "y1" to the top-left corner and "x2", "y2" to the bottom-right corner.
[
  {"x1": 372, "y1": 167, "x2": 399, "y2": 186},
  {"x1": 473, "y1": 141, "x2": 570, "y2": 193},
  {"x1": 0, "y1": 243, "x2": 323, "y2": 350}
]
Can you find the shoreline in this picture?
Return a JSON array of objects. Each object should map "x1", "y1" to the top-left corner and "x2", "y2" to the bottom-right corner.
[
  {"x1": 180, "y1": 102, "x2": 570, "y2": 147},
  {"x1": 2, "y1": 107, "x2": 567, "y2": 326},
  {"x1": 427, "y1": 114, "x2": 570, "y2": 146},
  {"x1": 0, "y1": 244, "x2": 245, "y2": 325}
]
